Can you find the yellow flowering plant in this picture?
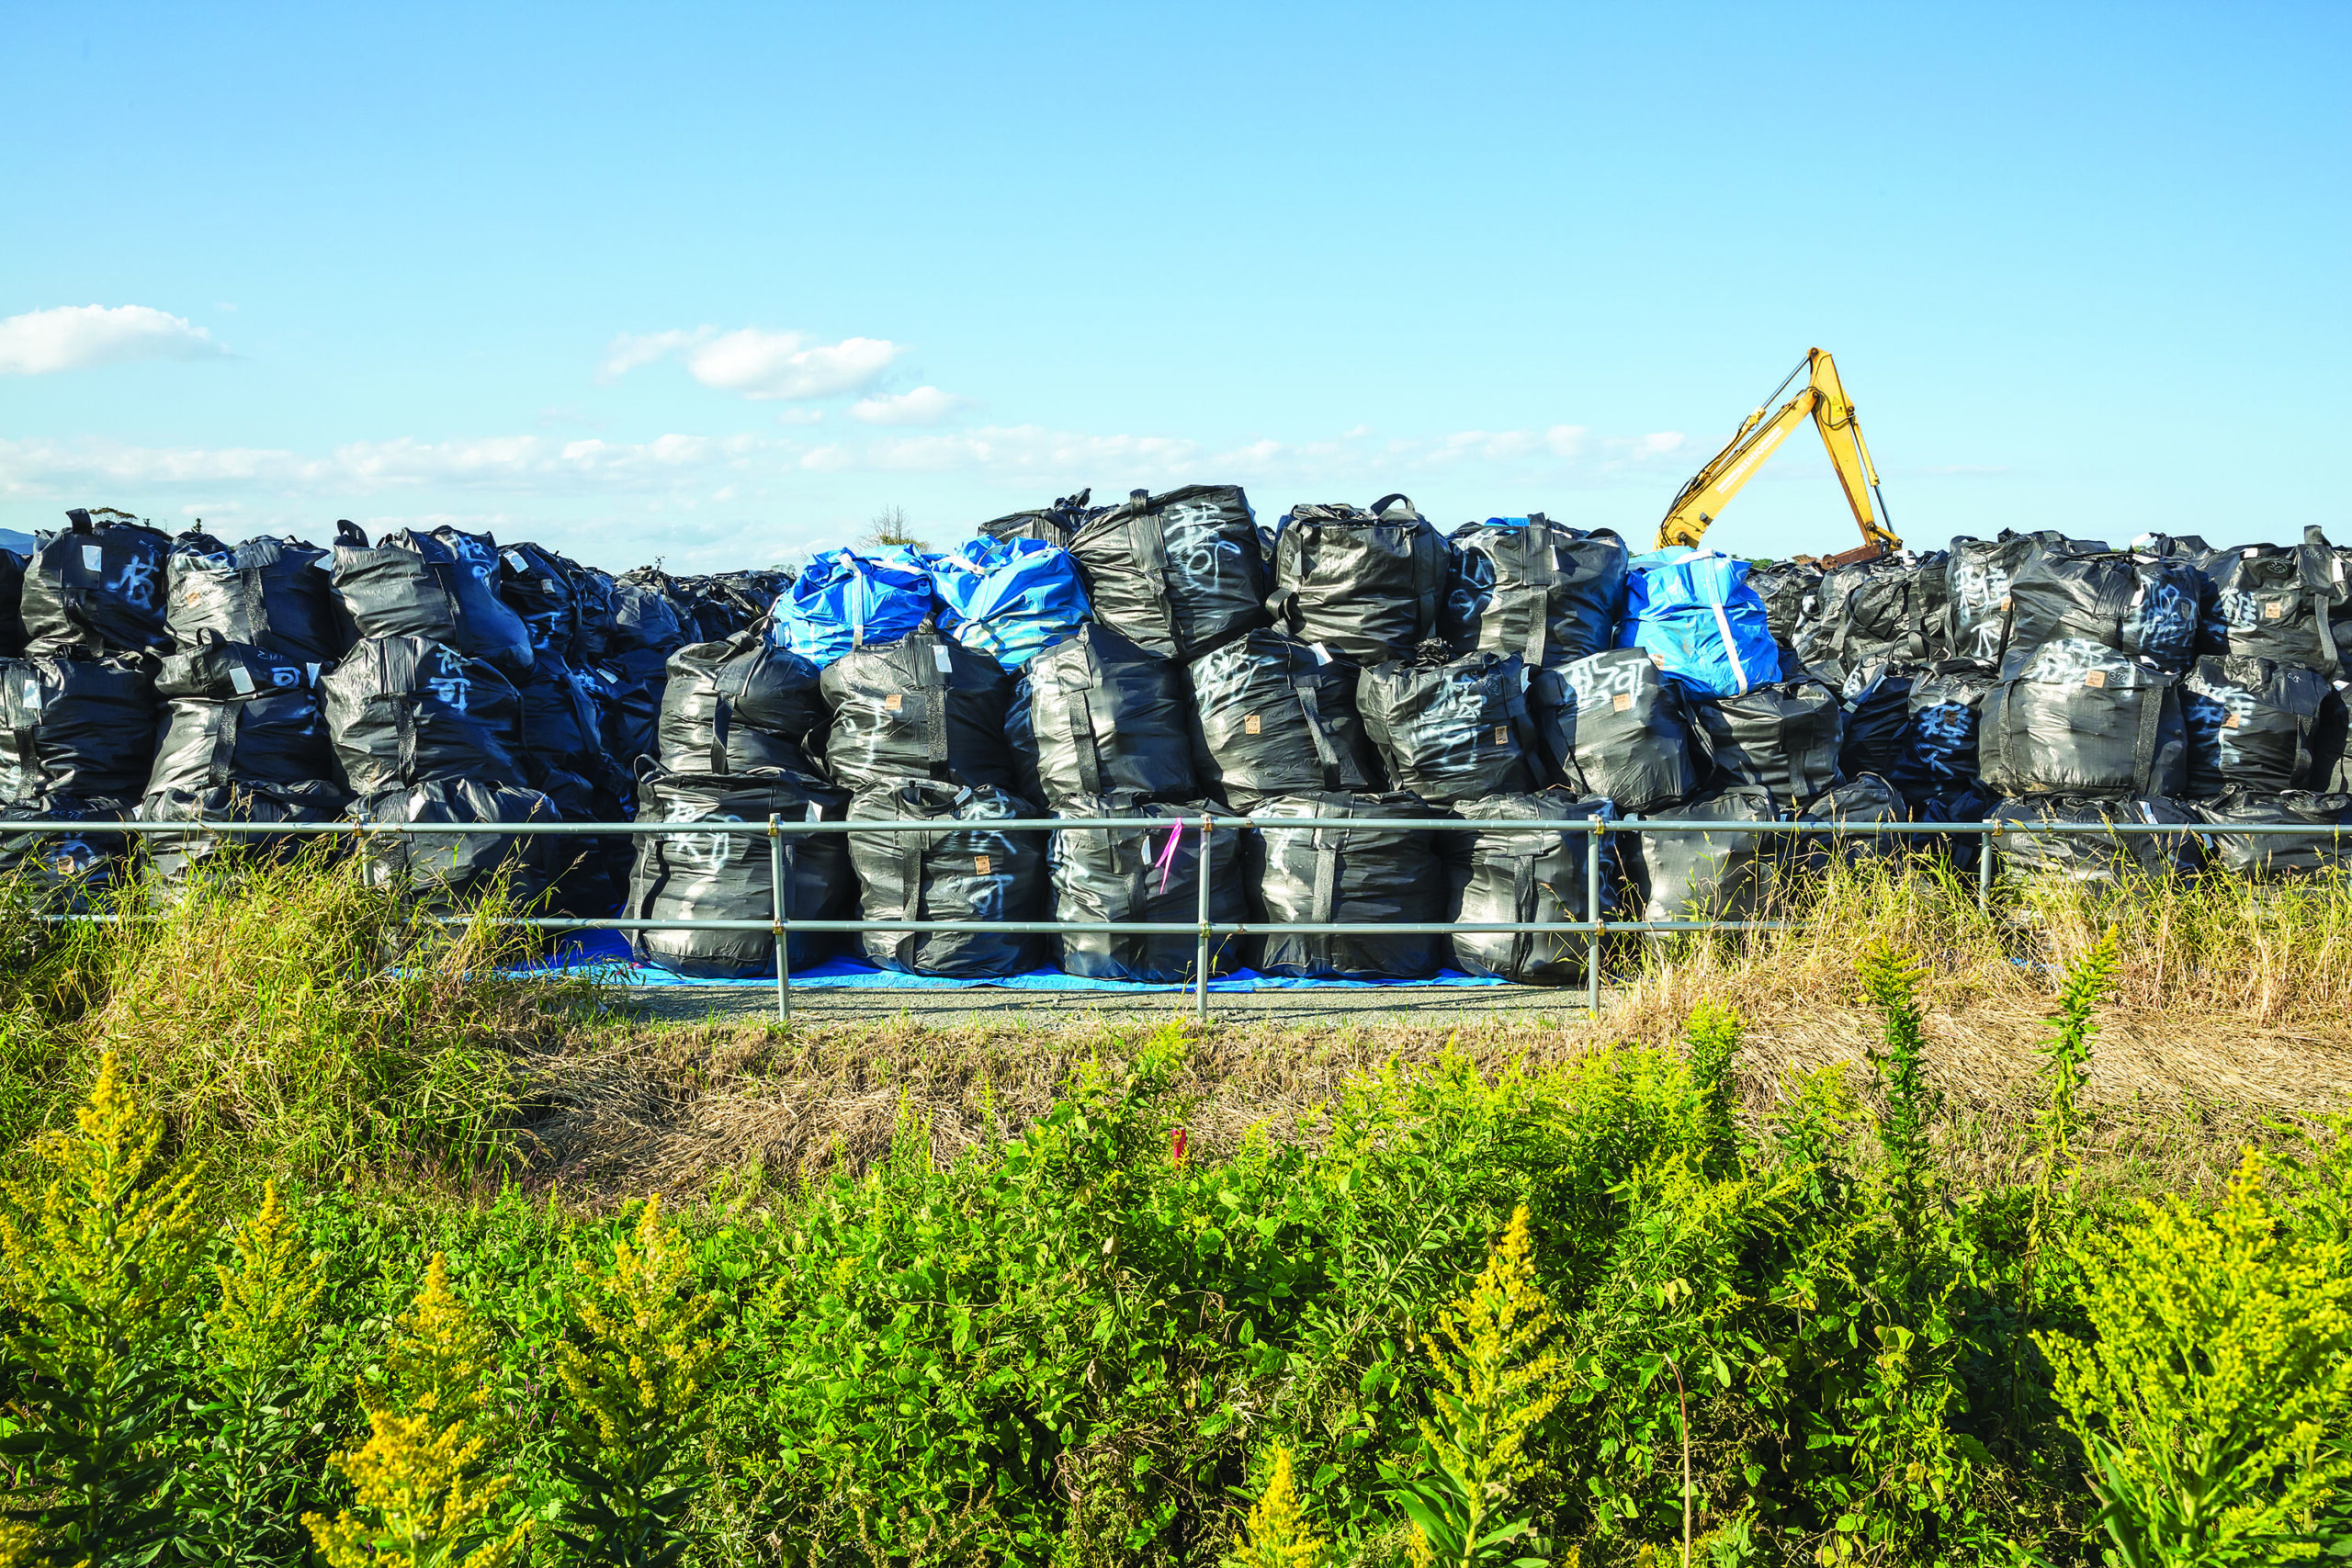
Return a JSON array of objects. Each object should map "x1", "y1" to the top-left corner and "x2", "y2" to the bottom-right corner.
[
  {"x1": 303, "y1": 1253, "x2": 526, "y2": 1568},
  {"x1": 0, "y1": 1051, "x2": 203, "y2": 1564},
  {"x1": 549, "y1": 1194, "x2": 726, "y2": 1566}
]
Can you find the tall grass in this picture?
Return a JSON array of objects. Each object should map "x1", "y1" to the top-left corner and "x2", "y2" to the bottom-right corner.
[{"x1": 0, "y1": 846, "x2": 587, "y2": 1179}]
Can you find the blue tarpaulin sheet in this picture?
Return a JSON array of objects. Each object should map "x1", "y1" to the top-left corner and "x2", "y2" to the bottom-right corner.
[{"x1": 537, "y1": 929, "x2": 1509, "y2": 991}]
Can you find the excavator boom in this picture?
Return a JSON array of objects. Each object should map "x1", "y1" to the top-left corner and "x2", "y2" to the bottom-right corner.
[{"x1": 1655, "y1": 348, "x2": 1902, "y2": 557}]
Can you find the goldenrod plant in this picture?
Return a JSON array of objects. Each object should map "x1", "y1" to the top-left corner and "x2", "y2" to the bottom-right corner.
[
  {"x1": 551, "y1": 1194, "x2": 726, "y2": 1566},
  {"x1": 303, "y1": 1254, "x2": 526, "y2": 1568},
  {"x1": 184, "y1": 1180, "x2": 331, "y2": 1565},
  {"x1": 2038, "y1": 1151, "x2": 2352, "y2": 1565},
  {"x1": 1230, "y1": 1447, "x2": 1329, "y2": 1568},
  {"x1": 1390, "y1": 1204, "x2": 1564, "y2": 1568},
  {"x1": 0, "y1": 1051, "x2": 202, "y2": 1565}
]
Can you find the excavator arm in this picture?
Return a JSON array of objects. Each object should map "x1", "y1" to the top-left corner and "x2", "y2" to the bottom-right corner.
[{"x1": 1655, "y1": 348, "x2": 1902, "y2": 558}]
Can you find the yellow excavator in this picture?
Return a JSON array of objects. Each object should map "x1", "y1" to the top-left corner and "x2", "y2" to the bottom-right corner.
[{"x1": 1654, "y1": 347, "x2": 1902, "y2": 566}]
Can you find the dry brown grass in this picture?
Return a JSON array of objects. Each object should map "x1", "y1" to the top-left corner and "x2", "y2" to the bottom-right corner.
[{"x1": 520, "y1": 860, "x2": 2352, "y2": 1205}]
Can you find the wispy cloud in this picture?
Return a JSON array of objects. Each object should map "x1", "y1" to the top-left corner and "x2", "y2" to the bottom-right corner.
[
  {"x1": 0, "y1": 304, "x2": 228, "y2": 376},
  {"x1": 602, "y1": 325, "x2": 905, "y2": 400},
  {"x1": 848, "y1": 386, "x2": 971, "y2": 425}
]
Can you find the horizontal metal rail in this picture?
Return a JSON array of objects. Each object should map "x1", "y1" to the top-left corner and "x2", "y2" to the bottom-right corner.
[{"x1": 8, "y1": 812, "x2": 2341, "y2": 1024}]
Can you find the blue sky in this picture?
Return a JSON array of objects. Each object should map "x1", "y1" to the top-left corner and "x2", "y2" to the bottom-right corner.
[{"x1": 3, "y1": 2, "x2": 2345, "y2": 570}]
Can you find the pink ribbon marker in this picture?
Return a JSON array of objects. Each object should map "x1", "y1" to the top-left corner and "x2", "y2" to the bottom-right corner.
[{"x1": 1151, "y1": 822, "x2": 1185, "y2": 896}]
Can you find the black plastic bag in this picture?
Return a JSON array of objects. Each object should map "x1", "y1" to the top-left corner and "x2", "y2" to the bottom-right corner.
[
  {"x1": 1889, "y1": 661, "x2": 1996, "y2": 811},
  {"x1": 570, "y1": 559, "x2": 618, "y2": 666},
  {"x1": 2006, "y1": 548, "x2": 2204, "y2": 672},
  {"x1": 1794, "y1": 550, "x2": 1951, "y2": 682},
  {"x1": 1442, "y1": 517, "x2": 1627, "y2": 669},
  {"x1": 1048, "y1": 795, "x2": 1246, "y2": 981},
  {"x1": 628, "y1": 766, "x2": 855, "y2": 976},
  {"x1": 1621, "y1": 784, "x2": 1781, "y2": 930},
  {"x1": 1944, "y1": 531, "x2": 2076, "y2": 667},
  {"x1": 319, "y1": 635, "x2": 525, "y2": 794},
  {"x1": 1252, "y1": 792, "x2": 1444, "y2": 979},
  {"x1": 1838, "y1": 661, "x2": 1914, "y2": 782},
  {"x1": 1990, "y1": 794, "x2": 2200, "y2": 884},
  {"x1": 1068, "y1": 485, "x2": 1268, "y2": 660},
  {"x1": 21, "y1": 509, "x2": 173, "y2": 658},
  {"x1": 164, "y1": 535, "x2": 348, "y2": 666},
  {"x1": 820, "y1": 631, "x2": 1017, "y2": 794},
  {"x1": 1009, "y1": 624, "x2": 1193, "y2": 808},
  {"x1": 0, "y1": 653, "x2": 160, "y2": 804},
  {"x1": 492, "y1": 541, "x2": 585, "y2": 659},
  {"x1": 147, "y1": 637, "x2": 338, "y2": 795},
  {"x1": 847, "y1": 780, "x2": 1046, "y2": 977},
  {"x1": 1981, "y1": 637, "x2": 2187, "y2": 798},
  {"x1": 1691, "y1": 671, "x2": 1844, "y2": 807},
  {"x1": 610, "y1": 579, "x2": 692, "y2": 660},
  {"x1": 2193, "y1": 788, "x2": 2352, "y2": 879},
  {"x1": 1265, "y1": 496, "x2": 1448, "y2": 665},
  {"x1": 0, "y1": 795, "x2": 130, "y2": 897},
  {"x1": 1794, "y1": 773, "x2": 1906, "y2": 873},
  {"x1": 661, "y1": 630, "x2": 825, "y2": 776},
  {"x1": 1747, "y1": 559, "x2": 1822, "y2": 650},
  {"x1": 0, "y1": 549, "x2": 27, "y2": 657},
  {"x1": 979, "y1": 489, "x2": 1104, "y2": 547},
  {"x1": 348, "y1": 778, "x2": 558, "y2": 912},
  {"x1": 1358, "y1": 645, "x2": 1535, "y2": 807},
  {"x1": 1186, "y1": 630, "x2": 1382, "y2": 806},
  {"x1": 139, "y1": 780, "x2": 349, "y2": 889},
  {"x1": 1526, "y1": 648, "x2": 1704, "y2": 814},
  {"x1": 2179, "y1": 655, "x2": 2347, "y2": 796},
  {"x1": 1447, "y1": 789, "x2": 1613, "y2": 984},
  {"x1": 331, "y1": 523, "x2": 536, "y2": 676},
  {"x1": 2199, "y1": 530, "x2": 2351, "y2": 672}
]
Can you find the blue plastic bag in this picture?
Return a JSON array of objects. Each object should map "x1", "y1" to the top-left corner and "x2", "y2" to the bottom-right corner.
[
  {"x1": 1615, "y1": 548, "x2": 1777, "y2": 698},
  {"x1": 928, "y1": 536, "x2": 1091, "y2": 670},
  {"x1": 770, "y1": 547, "x2": 935, "y2": 666}
]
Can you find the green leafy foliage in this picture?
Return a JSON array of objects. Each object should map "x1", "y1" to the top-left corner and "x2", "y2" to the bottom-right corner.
[{"x1": 0, "y1": 937, "x2": 2345, "y2": 1566}]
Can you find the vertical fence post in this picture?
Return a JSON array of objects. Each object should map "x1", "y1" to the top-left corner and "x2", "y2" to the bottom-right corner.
[
  {"x1": 1194, "y1": 816, "x2": 1214, "y2": 1027},
  {"x1": 768, "y1": 814, "x2": 791, "y2": 1025},
  {"x1": 1586, "y1": 816, "x2": 1606, "y2": 1019},
  {"x1": 1977, "y1": 820, "x2": 1997, "y2": 912}
]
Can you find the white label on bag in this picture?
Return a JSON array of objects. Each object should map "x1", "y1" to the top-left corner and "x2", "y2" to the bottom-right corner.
[
  {"x1": 228, "y1": 665, "x2": 255, "y2": 695},
  {"x1": 306, "y1": 662, "x2": 321, "y2": 683},
  {"x1": 21, "y1": 681, "x2": 40, "y2": 712},
  {"x1": 1310, "y1": 642, "x2": 1332, "y2": 664},
  {"x1": 933, "y1": 645, "x2": 953, "y2": 672},
  {"x1": 504, "y1": 550, "x2": 527, "y2": 572},
  {"x1": 81, "y1": 546, "x2": 103, "y2": 572}
]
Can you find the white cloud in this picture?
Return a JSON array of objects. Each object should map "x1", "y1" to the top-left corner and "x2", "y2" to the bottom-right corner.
[
  {"x1": 848, "y1": 386, "x2": 971, "y2": 426},
  {"x1": 687, "y1": 331, "x2": 901, "y2": 400},
  {"x1": 0, "y1": 304, "x2": 227, "y2": 376},
  {"x1": 599, "y1": 328, "x2": 708, "y2": 381},
  {"x1": 604, "y1": 325, "x2": 905, "y2": 400}
]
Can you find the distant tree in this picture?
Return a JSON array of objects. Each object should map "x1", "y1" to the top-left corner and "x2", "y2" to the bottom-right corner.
[{"x1": 860, "y1": 505, "x2": 929, "y2": 552}]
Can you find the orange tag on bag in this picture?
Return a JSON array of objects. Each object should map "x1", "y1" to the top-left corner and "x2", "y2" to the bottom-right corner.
[
  {"x1": 2223, "y1": 712, "x2": 2242, "y2": 728},
  {"x1": 1244, "y1": 714, "x2": 1261, "y2": 735},
  {"x1": 1611, "y1": 693, "x2": 1634, "y2": 712},
  {"x1": 974, "y1": 854, "x2": 992, "y2": 874},
  {"x1": 1493, "y1": 726, "x2": 1510, "y2": 745},
  {"x1": 2084, "y1": 671, "x2": 2106, "y2": 688},
  {"x1": 2265, "y1": 601, "x2": 2285, "y2": 620},
  {"x1": 884, "y1": 693, "x2": 904, "y2": 711}
]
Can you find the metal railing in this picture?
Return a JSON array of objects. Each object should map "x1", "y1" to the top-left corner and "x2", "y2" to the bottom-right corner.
[{"x1": 7, "y1": 812, "x2": 2341, "y2": 1023}]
